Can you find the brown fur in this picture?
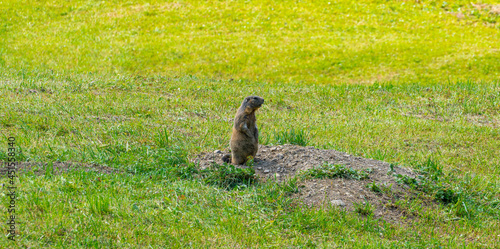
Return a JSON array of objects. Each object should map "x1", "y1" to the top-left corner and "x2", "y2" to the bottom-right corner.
[{"x1": 223, "y1": 96, "x2": 264, "y2": 165}]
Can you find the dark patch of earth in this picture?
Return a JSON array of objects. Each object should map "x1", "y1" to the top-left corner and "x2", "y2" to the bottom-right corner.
[
  {"x1": 0, "y1": 161, "x2": 119, "y2": 176},
  {"x1": 193, "y1": 144, "x2": 426, "y2": 223}
]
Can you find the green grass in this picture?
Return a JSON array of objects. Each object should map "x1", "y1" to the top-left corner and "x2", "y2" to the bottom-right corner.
[
  {"x1": 367, "y1": 182, "x2": 383, "y2": 193},
  {"x1": 301, "y1": 163, "x2": 371, "y2": 180},
  {"x1": 1, "y1": 0, "x2": 500, "y2": 247},
  {"x1": 392, "y1": 158, "x2": 499, "y2": 219},
  {"x1": 272, "y1": 128, "x2": 310, "y2": 146},
  {"x1": 0, "y1": 0, "x2": 499, "y2": 84},
  {"x1": 201, "y1": 163, "x2": 258, "y2": 190},
  {"x1": 1, "y1": 71, "x2": 499, "y2": 247},
  {"x1": 353, "y1": 201, "x2": 375, "y2": 217}
]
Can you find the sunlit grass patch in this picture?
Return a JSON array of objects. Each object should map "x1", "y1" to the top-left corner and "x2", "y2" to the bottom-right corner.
[{"x1": 1, "y1": 0, "x2": 499, "y2": 83}]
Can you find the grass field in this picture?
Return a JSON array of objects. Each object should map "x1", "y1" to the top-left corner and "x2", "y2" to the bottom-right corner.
[{"x1": 1, "y1": 0, "x2": 500, "y2": 247}]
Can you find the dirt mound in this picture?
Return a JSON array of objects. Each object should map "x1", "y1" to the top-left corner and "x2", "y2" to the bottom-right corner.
[
  {"x1": 193, "y1": 144, "x2": 419, "y2": 223},
  {"x1": 0, "y1": 162, "x2": 119, "y2": 176}
]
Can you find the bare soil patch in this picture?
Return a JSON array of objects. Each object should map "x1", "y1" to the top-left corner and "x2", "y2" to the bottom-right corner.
[
  {"x1": 0, "y1": 162, "x2": 119, "y2": 176},
  {"x1": 472, "y1": 3, "x2": 500, "y2": 15},
  {"x1": 465, "y1": 114, "x2": 499, "y2": 128},
  {"x1": 193, "y1": 144, "x2": 422, "y2": 223}
]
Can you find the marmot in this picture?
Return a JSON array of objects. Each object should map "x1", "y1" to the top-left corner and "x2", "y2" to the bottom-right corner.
[{"x1": 222, "y1": 96, "x2": 264, "y2": 165}]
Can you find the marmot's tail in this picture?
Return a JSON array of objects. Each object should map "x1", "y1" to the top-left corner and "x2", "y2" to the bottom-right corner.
[{"x1": 222, "y1": 154, "x2": 231, "y2": 164}]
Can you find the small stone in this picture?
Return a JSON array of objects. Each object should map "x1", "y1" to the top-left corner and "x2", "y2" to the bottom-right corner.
[
  {"x1": 214, "y1": 150, "x2": 222, "y2": 154},
  {"x1": 264, "y1": 170, "x2": 270, "y2": 173},
  {"x1": 331, "y1": 200, "x2": 346, "y2": 207},
  {"x1": 257, "y1": 167, "x2": 262, "y2": 170}
]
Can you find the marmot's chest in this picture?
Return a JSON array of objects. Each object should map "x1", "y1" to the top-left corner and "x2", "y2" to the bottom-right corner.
[
  {"x1": 236, "y1": 113, "x2": 255, "y2": 125},
  {"x1": 241, "y1": 122, "x2": 257, "y2": 132},
  {"x1": 243, "y1": 116, "x2": 256, "y2": 126}
]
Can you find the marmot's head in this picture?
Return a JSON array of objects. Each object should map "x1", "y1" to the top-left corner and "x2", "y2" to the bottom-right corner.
[{"x1": 243, "y1": 96, "x2": 264, "y2": 113}]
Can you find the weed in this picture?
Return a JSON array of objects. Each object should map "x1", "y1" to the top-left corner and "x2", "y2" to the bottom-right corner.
[
  {"x1": 393, "y1": 158, "x2": 479, "y2": 218},
  {"x1": 367, "y1": 182, "x2": 382, "y2": 193},
  {"x1": 380, "y1": 183, "x2": 393, "y2": 194},
  {"x1": 254, "y1": 176, "x2": 300, "y2": 210},
  {"x1": 434, "y1": 187, "x2": 460, "y2": 205},
  {"x1": 452, "y1": 196, "x2": 474, "y2": 219},
  {"x1": 201, "y1": 163, "x2": 258, "y2": 190},
  {"x1": 353, "y1": 201, "x2": 374, "y2": 217},
  {"x1": 387, "y1": 163, "x2": 396, "y2": 175},
  {"x1": 162, "y1": 163, "x2": 199, "y2": 180},
  {"x1": 156, "y1": 128, "x2": 170, "y2": 149},
  {"x1": 395, "y1": 174, "x2": 419, "y2": 188},
  {"x1": 45, "y1": 161, "x2": 54, "y2": 177},
  {"x1": 245, "y1": 156, "x2": 254, "y2": 167},
  {"x1": 88, "y1": 195, "x2": 112, "y2": 215},
  {"x1": 302, "y1": 163, "x2": 371, "y2": 180}
]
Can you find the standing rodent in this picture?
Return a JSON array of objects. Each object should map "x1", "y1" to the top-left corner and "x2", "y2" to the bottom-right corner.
[{"x1": 222, "y1": 96, "x2": 265, "y2": 165}]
